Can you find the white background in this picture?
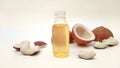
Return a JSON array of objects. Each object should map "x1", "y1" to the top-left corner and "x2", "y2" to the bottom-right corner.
[{"x1": 0, "y1": 0, "x2": 120, "y2": 68}]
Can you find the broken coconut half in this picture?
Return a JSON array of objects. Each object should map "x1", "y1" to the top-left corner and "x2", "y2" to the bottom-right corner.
[
  {"x1": 72, "y1": 24, "x2": 95, "y2": 45},
  {"x1": 92, "y1": 26, "x2": 114, "y2": 41}
]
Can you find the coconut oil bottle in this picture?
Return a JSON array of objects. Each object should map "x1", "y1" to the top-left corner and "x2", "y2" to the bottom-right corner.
[{"x1": 52, "y1": 11, "x2": 69, "y2": 58}]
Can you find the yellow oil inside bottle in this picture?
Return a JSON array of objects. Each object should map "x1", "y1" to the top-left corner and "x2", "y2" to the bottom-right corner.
[{"x1": 52, "y1": 24, "x2": 69, "y2": 58}]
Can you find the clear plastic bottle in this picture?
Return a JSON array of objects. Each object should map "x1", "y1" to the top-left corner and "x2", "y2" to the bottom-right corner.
[{"x1": 52, "y1": 11, "x2": 69, "y2": 58}]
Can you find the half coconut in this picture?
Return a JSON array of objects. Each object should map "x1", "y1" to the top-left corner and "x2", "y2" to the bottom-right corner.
[{"x1": 72, "y1": 24, "x2": 95, "y2": 45}]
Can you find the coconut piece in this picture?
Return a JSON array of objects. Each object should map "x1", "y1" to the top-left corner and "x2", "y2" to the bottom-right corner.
[
  {"x1": 13, "y1": 40, "x2": 41, "y2": 55},
  {"x1": 20, "y1": 45, "x2": 41, "y2": 55},
  {"x1": 103, "y1": 37, "x2": 119, "y2": 46},
  {"x1": 78, "y1": 50, "x2": 96, "y2": 60},
  {"x1": 72, "y1": 24, "x2": 95, "y2": 45},
  {"x1": 13, "y1": 40, "x2": 30, "y2": 51},
  {"x1": 34, "y1": 41, "x2": 47, "y2": 48},
  {"x1": 92, "y1": 26, "x2": 114, "y2": 41},
  {"x1": 94, "y1": 41, "x2": 108, "y2": 49},
  {"x1": 20, "y1": 41, "x2": 41, "y2": 55},
  {"x1": 13, "y1": 44, "x2": 21, "y2": 51}
]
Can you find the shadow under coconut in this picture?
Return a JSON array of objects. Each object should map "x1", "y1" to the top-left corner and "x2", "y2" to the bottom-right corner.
[
  {"x1": 21, "y1": 51, "x2": 41, "y2": 56},
  {"x1": 72, "y1": 41, "x2": 92, "y2": 48},
  {"x1": 30, "y1": 51, "x2": 40, "y2": 56}
]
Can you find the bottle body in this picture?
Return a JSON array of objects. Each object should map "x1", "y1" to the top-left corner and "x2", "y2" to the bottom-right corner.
[{"x1": 52, "y1": 11, "x2": 69, "y2": 58}]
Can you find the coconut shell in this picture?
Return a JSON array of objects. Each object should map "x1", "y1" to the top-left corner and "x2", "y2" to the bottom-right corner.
[
  {"x1": 92, "y1": 26, "x2": 114, "y2": 41},
  {"x1": 70, "y1": 31, "x2": 74, "y2": 43},
  {"x1": 72, "y1": 24, "x2": 95, "y2": 45},
  {"x1": 72, "y1": 30, "x2": 92, "y2": 45}
]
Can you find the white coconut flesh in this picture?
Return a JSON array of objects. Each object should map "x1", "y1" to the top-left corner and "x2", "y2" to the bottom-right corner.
[{"x1": 73, "y1": 24, "x2": 95, "y2": 41}]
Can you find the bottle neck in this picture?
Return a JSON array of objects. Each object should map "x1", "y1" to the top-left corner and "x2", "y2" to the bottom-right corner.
[{"x1": 54, "y1": 17, "x2": 66, "y2": 24}]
